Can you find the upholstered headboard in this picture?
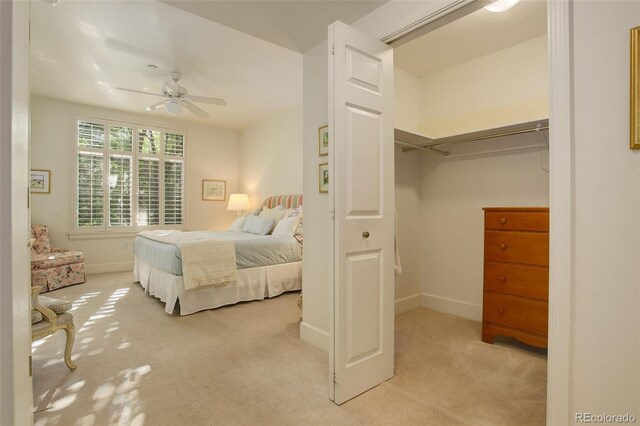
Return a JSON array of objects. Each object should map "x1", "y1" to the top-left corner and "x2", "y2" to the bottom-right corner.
[{"x1": 261, "y1": 194, "x2": 303, "y2": 209}]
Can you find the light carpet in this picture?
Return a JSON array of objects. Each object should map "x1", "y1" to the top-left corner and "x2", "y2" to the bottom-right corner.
[{"x1": 32, "y1": 272, "x2": 546, "y2": 425}]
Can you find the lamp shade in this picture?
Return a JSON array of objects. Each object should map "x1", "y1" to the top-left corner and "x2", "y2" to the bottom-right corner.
[
  {"x1": 227, "y1": 193, "x2": 250, "y2": 211},
  {"x1": 166, "y1": 99, "x2": 183, "y2": 115}
]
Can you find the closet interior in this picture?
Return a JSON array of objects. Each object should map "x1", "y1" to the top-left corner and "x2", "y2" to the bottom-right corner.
[{"x1": 392, "y1": 0, "x2": 550, "y2": 348}]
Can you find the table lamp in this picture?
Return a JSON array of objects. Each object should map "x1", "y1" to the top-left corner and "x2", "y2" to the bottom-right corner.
[{"x1": 227, "y1": 193, "x2": 250, "y2": 216}]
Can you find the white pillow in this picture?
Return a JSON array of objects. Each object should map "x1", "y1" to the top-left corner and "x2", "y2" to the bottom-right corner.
[
  {"x1": 259, "y1": 205, "x2": 286, "y2": 221},
  {"x1": 228, "y1": 217, "x2": 247, "y2": 232},
  {"x1": 242, "y1": 216, "x2": 275, "y2": 235},
  {"x1": 272, "y1": 217, "x2": 301, "y2": 236}
]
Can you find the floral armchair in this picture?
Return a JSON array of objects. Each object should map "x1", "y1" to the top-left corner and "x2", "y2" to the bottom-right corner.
[{"x1": 30, "y1": 224, "x2": 86, "y2": 293}]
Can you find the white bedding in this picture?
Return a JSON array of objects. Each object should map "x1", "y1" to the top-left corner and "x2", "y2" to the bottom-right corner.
[
  {"x1": 134, "y1": 256, "x2": 302, "y2": 315},
  {"x1": 138, "y1": 230, "x2": 237, "y2": 290}
]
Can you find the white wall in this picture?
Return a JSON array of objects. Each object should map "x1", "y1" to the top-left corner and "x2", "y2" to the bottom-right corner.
[
  {"x1": 394, "y1": 67, "x2": 422, "y2": 134},
  {"x1": 300, "y1": 41, "x2": 330, "y2": 352},
  {"x1": 393, "y1": 68, "x2": 423, "y2": 313},
  {"x1": 569, "y1": 0, "x2": 640, "y2": 419},
  {"x1": 239, "y1": 106, "x2": 303, "y2": 207},
  {"x1": 30, "y1": 96, "x2": 241, "y2": 273},
  {"x1": 419, "y1": 35, "x2": 548, "y2": 137},
  {"x1": 419, "y1": 147, "x2": 549, "y2": 320}
]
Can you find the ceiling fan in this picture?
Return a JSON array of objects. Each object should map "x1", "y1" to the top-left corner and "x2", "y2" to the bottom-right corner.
[{"x1": 115, "y1": 72, "x2": 226, "y2": 118}]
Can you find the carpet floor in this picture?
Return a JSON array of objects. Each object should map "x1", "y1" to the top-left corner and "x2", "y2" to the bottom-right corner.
[{"x1": 32, "y1": 272, "x2": 547, "y2": 426}]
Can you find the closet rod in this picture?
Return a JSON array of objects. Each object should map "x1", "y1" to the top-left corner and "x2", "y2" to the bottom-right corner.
[
  {"x1": 425, "y1": 122, "x2": 549, "y2": 149},
  {"x1": 394, "y1": 140, "x2": 451, "y2": 156},
  {"x1": 446, "y1": 143, "x2": 547, "y2": 159}
]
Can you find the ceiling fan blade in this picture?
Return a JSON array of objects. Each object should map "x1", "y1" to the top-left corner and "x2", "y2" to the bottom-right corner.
[
  {"x1": 144, "y1": 100, "x2": 167, "y2": 112},
  {"x1": 185, "y1": 95, "x2": 227, "y2": 106},
  {"x1": 181, "y1": 100, "x2": 209, "y2": 118},
  {"x1": 115, "y1": 87, "x2": 165, "y2": 97}
]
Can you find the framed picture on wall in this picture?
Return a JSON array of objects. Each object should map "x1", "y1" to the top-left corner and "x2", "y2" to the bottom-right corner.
[
  {"x1": 319, "y1": 163, "x2": 329, "y2": 193},
  {"x1": 631, "y1": 26, "x2": 640, "y2": 149},
  {"x1": 30, "y1": 169, "x2": 51, "y2": 194},
  {"x1": 202, "y1": 179, "x2": 226, "y2": 201},
  {"x1": 318, "y1": 125, "x2": 329, "y2": 156}
]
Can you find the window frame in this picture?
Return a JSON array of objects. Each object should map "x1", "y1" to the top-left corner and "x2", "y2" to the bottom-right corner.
[{"x1": 70, "y1": 115, "x2": 187, "y2": 237}]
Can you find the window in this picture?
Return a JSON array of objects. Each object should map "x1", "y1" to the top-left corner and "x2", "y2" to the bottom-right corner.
[{"x1": 73, "y1": 117, "x2": 186, "y2": 234}]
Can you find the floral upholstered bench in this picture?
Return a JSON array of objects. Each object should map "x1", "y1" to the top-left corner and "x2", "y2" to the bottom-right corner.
[
  {"x1": 31, "y1": 286, "x2": 77, "y2": 371},
  {"x1": 31, "y1": 224, "x2": 86, "y2": 293}
]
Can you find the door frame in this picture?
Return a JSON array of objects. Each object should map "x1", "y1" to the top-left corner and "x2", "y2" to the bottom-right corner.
[
  {"x1": 354, "y1": 0, "x2": 573, "y2": 423},
  {"x1": 0, "y1": 0, "x2": 33, "y2": 424}
]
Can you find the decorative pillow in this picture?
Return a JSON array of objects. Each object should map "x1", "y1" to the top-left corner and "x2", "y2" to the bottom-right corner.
[
  {"x1": 259, "y1": 205, "x2": 286, "y2": 222},
  {"x1": 284, "y1": 206, "x2": 303, "y2": 235},
  {"x1": 31, "y1": 224, "x2": 51, "y2": 254},
  {"x1": 272, "y1": 217, "x2": 301, "y2": 237},
  {"x1": 295, "y1": 217, "x2": 303, "y2": 237},
  {"x1": 228, "y1": 217, "x2": 248, "y2": 232},
  {"x1": 242, "y1": 208, "x2": 262, "y2": 217},
  {"x1": 283, "y1": 206, "x2": 302, "y2": 219},
  {"x1": 242, "y1": 216, "x2": 276, "y2": 235}
]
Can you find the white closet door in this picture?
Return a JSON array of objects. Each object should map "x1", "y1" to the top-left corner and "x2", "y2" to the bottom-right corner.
[{"x1": 328, "y1": 20, "x2": 395, "y2": 405}]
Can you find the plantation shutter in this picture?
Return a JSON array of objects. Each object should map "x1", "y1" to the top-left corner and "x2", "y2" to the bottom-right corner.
[
  {"x1": 76, "y1": 119, "x2": 105, "y2": 228},
  {"x1": 108, "y1": 124, "x2": 133, "y2": 228},
  {"x1": 77, "y1": 152, "x2": 104, "y2": 227},
  {"x1": 137, "y1": 158, "x2": 160, "y2": 226},
  {"x1": 108, "y1": 155, "x2": 132, "y2": 226},
  {"x1": 164, "y1": 132, "x2": 184, "y2": 157},
  {"x1": 77, "y1": 120, "x2": 104, "y2": 148},
  {"x1": 163, "y1": 131, "x2": 185, "y2": 226},
  {"x1": 164, "y1": 160, "x2": 184, "y2": 225},
  {"x1": 74, "y1": 118, "x2": 185, "y2": 233}
]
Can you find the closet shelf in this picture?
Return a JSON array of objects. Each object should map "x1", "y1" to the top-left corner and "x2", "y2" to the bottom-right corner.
[{"x1": 395, "y1": 119, "x2": 549, "y2": 156}]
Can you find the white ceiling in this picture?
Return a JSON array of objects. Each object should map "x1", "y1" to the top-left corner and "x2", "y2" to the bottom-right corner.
[
  {"x1": 160, "y1": 0, "x2": 388, "y2": 53},
  {"x1": 30, "y1": 0, "x2": 304, "y2": 130},
  {"x1": 394, "y1": 0, "x2": 547, "y2": 78}
]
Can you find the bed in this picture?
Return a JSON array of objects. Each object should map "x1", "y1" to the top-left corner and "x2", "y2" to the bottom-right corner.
[{"x1": 133, "y1": 195, "x2": 303, "y2": 315}]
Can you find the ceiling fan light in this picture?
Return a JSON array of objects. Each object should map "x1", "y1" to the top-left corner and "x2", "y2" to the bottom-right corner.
[
  {"x1": 484, "y1": 0, "x2": 521, "y2": 12},
  {"x1": 166, "y1": 100, "x2": 182, "y2": 115}
]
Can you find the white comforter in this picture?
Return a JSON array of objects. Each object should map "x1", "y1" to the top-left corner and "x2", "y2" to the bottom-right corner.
[{"x1": 138, "y1": 230, "x2": 237, "y2": 291}]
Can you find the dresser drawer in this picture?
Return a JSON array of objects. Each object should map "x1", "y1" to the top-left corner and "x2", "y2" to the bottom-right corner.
[
  {"x1": 485, "y1": 211, "x2": 549, "y2": 232},
  {"x1": 484, "y1": 262, "x2": 548, "y2": 301},
  {"x1": 484, "y1": 231, "x2": 549, "y2": 266},
  {"x1": 483, "y1": 292, "x2": 548, "y2": 337}
]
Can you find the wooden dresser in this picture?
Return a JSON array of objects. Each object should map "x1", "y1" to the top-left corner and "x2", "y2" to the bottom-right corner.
[{"x1": 482, "y1": 207, "x2": 549, "y2": 348}]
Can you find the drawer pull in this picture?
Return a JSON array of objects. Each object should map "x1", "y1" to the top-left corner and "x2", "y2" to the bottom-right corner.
[
  {"x1": 497, "y1": 307, "x2": 506, "y2": 315},
  {"x1": 499, "y1": 217, "x2": 507, "y2": 225},
  {"x1": 498, "y1": 275, "x2": 506, "y2": 283},
  {"x1": 499, "y1": 243, "x2": 507, "y2": 251}
]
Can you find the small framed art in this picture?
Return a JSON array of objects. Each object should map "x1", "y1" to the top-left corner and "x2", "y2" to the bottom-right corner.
[
  {"x1": 318, "y1": 125, "x2": 329, "y2": 156},
  {"x1": 30, "y1": 169, "x2": 51, "y2": 194},
  {"x1": 631, "y1": 26, "x2": 640, "y2": 149},
  {"x1": 319, "y1": 163, "x2": 329, "y2": 193},
  {"x1": 202, "y1": 179, "x2": 226, "y2": 201}
]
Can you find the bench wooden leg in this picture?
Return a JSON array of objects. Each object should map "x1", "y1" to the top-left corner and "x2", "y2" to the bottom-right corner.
[{"x1": 63, "y1": 322, "x2": 77, "y2": 371}]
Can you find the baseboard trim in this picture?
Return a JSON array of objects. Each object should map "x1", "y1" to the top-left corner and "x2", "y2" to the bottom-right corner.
[
  {"x1": 420, "y1": 293, "x2": 482, "y2": 321},
  {"x1": 86, "y1": 261, "x2": 134, "y2": 275},
  {"x1": 299, "y1": 321, "x2": 329, "y2": 353},
  {"x1": 395, "y1": 293, "x2": 421, "y2": 315}
]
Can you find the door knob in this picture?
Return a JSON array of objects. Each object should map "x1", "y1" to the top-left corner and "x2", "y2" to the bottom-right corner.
[{"x1": 362, "y1": 231, "x2": 370, "y2": 238}]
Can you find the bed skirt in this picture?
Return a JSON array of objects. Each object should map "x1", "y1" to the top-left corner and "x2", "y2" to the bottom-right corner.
[{"x1": 133, "y1": 256, "x2": 302, "y2": 316}]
